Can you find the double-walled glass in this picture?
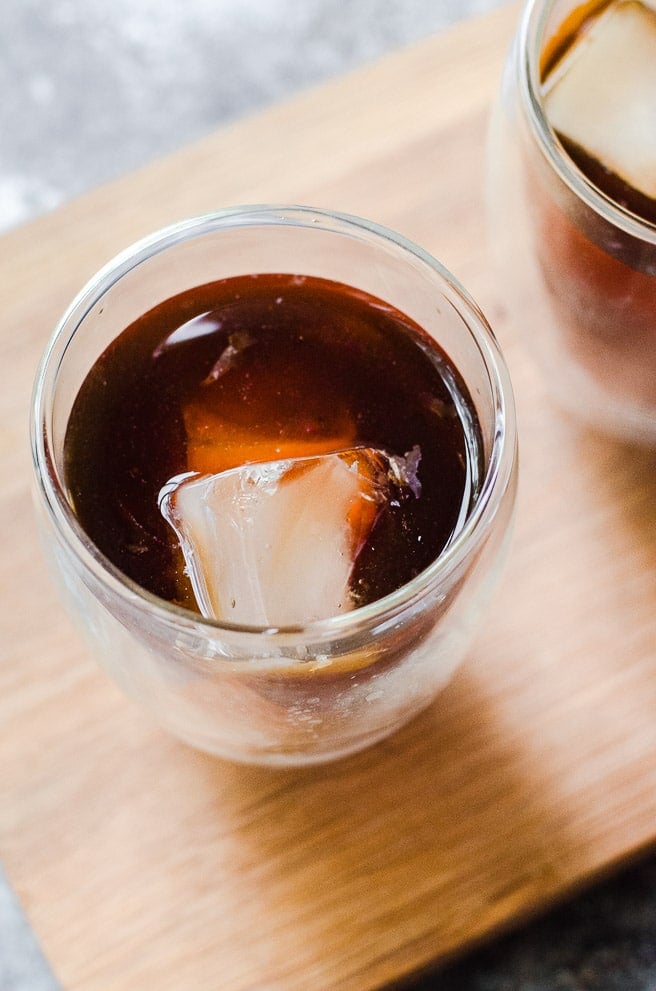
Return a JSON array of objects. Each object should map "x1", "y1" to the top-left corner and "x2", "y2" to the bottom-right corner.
[
  {"x1": 31, "y1": 206, "x2": 517, "y2": 766},
  {"x1": 488, "y1": 0, "x2": 656, "y2": 444}
]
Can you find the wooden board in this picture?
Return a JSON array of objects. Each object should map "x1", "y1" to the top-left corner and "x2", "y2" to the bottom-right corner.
[{"x1": 3, "y1": 3, "x2": 656, "y2": 988}]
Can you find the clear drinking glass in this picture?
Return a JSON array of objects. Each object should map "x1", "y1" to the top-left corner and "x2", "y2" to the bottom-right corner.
[
  {"x1": 488, "y1": 0, "x2": 656, "y2": 444},
  {"x1": 31, "y1": 206, "x2": 517, "y2": 766}
]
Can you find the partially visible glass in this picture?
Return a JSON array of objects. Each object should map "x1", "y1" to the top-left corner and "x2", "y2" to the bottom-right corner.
[
  {"x1": 31, "y1": 206, "x2": 517, "y2": 767},
  {"x1": 488, "y1": 0, "x2": 656, "y2": 444}
]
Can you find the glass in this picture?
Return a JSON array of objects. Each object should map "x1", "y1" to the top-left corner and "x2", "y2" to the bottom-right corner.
[
  {"x1": 30, "y1": 206, "x2": 517, "y2": 766},
  {"x1": 488, "y1": 0, "x2": 656, "y2": 444}
]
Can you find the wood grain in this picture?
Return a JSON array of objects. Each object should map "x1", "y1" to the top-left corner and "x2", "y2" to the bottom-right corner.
[{"x1": 3, "y1": 3, "x2": 656, "y2": 988}]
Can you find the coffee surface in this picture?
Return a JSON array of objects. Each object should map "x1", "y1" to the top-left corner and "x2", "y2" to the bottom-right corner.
[{"x1": 64, "y1": 274, "x2": 481, "y2": 615}]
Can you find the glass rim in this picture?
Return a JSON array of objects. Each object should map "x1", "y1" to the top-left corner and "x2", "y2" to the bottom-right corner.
[
  {"x1": 518, "y1": 0, "x2": 656, "y2": 243},
  {"x1": 30, "y1": 204, "x2": 517, "y2": 644}
]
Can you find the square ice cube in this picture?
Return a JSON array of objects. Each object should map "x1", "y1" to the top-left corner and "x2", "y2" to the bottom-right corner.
[
  {"x1": 159, "y1": 447, "x2": 421, "y2": 628},
  {"x1": 544, "y1": 0, "x2": 656, "y2": 200}
]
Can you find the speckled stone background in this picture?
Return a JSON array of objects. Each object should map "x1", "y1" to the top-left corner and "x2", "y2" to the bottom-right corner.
[
  {"x1": 3, "y1": 2, "x2": 656, "y2": 989},
  {"x1": 1, "y1": 0, "x2": 500, "y2": 234}
]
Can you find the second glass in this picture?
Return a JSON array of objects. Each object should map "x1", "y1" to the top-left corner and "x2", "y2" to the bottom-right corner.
[{"x1": 488, "y1": 0, "x2": 656, "y2": 444}]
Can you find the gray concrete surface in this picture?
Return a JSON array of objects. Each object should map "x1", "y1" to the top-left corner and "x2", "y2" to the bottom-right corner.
[{"x1": 1, "y1": 0, "x2": 500, "y2": 234}]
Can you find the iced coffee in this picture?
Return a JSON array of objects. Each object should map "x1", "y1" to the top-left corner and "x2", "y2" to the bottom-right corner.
[
  {"x1": 32, "y1": 208, "x2": 517, "y2": 764},
  {"x1": 489, "y1": 0, "x2": 656, "y2": 440}
]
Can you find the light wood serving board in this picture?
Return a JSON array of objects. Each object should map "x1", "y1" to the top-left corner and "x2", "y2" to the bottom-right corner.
[{"x1": 3, "y1": 4, "x2": 656, "y2": 989}]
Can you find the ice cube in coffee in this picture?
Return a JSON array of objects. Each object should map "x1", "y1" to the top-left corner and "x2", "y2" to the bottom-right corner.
[
  {"x1": 544, "y1": 1, "x2": 656, "y2": 210},
  {"x1": 160, "y1": 446, "x2": 423, "y2": 627}
]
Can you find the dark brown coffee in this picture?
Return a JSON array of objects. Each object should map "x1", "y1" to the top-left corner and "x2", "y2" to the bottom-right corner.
[{"x1": 64, "y1": 273, "x2": 482, "y2": 618}]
